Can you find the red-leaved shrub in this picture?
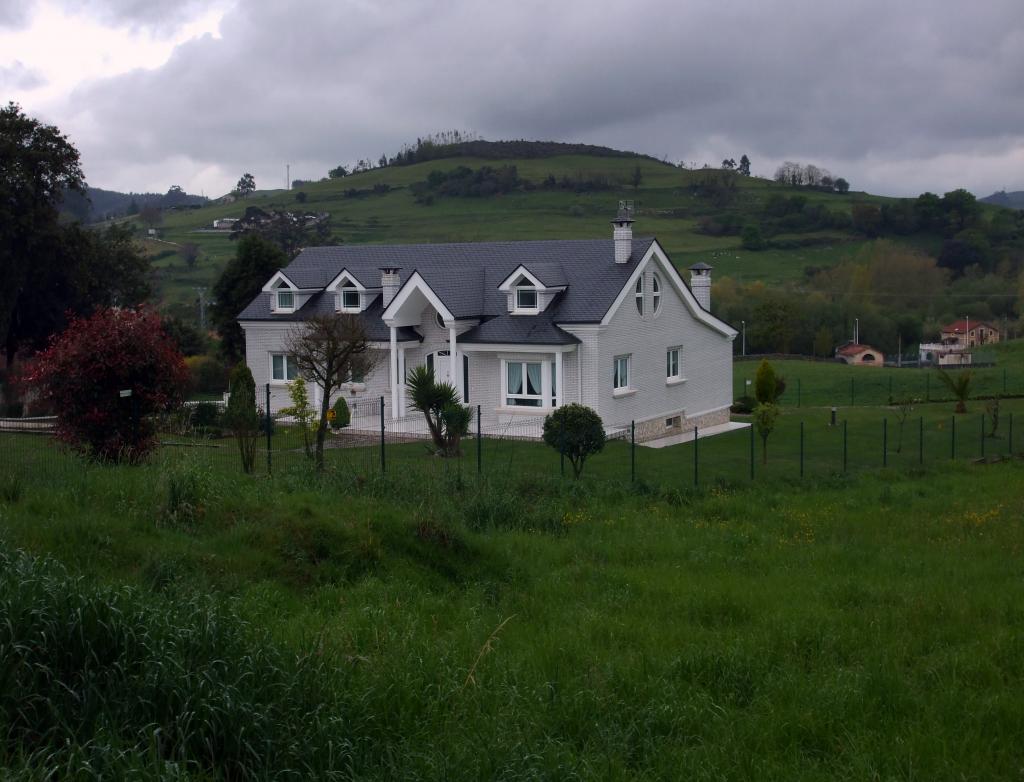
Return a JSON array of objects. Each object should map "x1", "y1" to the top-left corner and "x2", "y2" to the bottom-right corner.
[{"x1": 25, "y1": 308, "x2": 189, "y2": 461}]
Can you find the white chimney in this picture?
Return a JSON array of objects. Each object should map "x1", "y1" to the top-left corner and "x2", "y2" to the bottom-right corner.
[
  {"x1": 689, "y1": 262, "x2": 712, "y2": 310},
  {"x1": 612, "y1": 200, "x2": 634, "y2": 264},
  {"x1": 380, "y1": 267, "x2": 401, "y2": 307}
]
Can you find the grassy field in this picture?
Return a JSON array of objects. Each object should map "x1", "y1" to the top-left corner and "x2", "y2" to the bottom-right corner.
[
  {"x1": 1, "y1": 422, "x2": 1023, "y2": 778},
  {"x1": 735, "y1": 338, "x2": 1024, "y2": 407}
]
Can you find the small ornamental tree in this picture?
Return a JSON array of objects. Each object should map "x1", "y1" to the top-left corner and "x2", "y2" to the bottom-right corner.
[
  {"x1": 24, "y1": 308, "x2": 188, "y2": 461},
  {"x1": 754, "y1": 359, "x2": 786, "y2": 404},
  {"x1": 542, "y1": 404, "x2": 605, "y2": 480},
  {"x1": 406, "y1": 365, "x2": 473, "y2": 457},
  {"x1": 753, "y1": 402, "x2": 779, "y2": 465},
  {"x1": 936, "y1": 368, "x2": 973, "y2": 414},
  {"x1": 224, "y1": 363, "x2": 259, "y2": 473},
  {"x1": 281, "y1": 377, "x2": 316, "y2": 459},
  {"x1": 330, "y1": 397, "x2": 350, "y2": 430}
]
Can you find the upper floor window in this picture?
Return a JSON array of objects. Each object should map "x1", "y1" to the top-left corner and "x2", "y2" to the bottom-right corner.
[
  {"x1": 513, "y1": 286, "x2": 539, "y2": 313},
  {"x1": 276, "y1": 290, "x2": 294, "y2": 310},
  {"x1": 652, "y1": 274, "x2": 662, "y2": 315},
  {"x1": 634, "y1": 278, "x2": 643, "y2": 315},
  {"x1": 338, "y1": 281, "x2": 360, "y2": 312}
]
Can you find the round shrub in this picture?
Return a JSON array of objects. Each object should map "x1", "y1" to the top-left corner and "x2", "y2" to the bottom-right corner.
[
  {"x1": 330, "y1": 397, "x2": 350, "y2": 430},
  {"x1": 542, "y1": 403, "x2": 605, "y2": 480}
]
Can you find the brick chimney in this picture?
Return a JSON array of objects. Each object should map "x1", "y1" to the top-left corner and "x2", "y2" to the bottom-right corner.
[
  {"x1": 612, "y1": 200, "x2": 634, "y2": 264},
  {"x1": 689, "y1": 262, "x2": 712, "y2": 310},
  {"x1": 380, "y1": 267, "x2": 401, "y2": 307}
]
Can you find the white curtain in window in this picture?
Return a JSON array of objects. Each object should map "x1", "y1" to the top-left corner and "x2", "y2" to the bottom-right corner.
[
  {"x1": 507, "y1": 362, "x2": 523, "y2": 395},
  {"x1": 526, "y1": 363, "x2": 541, "y2": 395}
]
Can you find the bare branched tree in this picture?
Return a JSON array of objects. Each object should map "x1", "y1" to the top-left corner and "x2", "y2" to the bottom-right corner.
[{"x1": 287, "y1": 314, "x2": 381, "y2": 469}]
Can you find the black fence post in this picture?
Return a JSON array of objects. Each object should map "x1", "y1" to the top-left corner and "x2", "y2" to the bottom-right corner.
[
  {"x1": 843, "y1": 419, "x2": 848, "y2": 473},
  {"x1": 379, "y1": 396, "x2": 386, "y2": 474},
  {"x1": 951, "y1": 415, "x2": 956, "y2": 460},
  {"x1": 749, "y1": 422, "x2": 754, "y2": 480},
  {"x1": 476, "y1": 404, "x2": 482, "y2": 476},
  {"x1": 883, "y1": 417, "x2": 888, "y2": 467},
  {"x1": 693, "y1": 426, "x2": 699, "y2": 487},
  {"x1": 630, "y1": 421, "x2": 636, "y2": 483},
  {"x1": 919, "y1": 416, "x2": 924, "y2": 466},
  {"x1": 265, "y1": 383, "x2": 272, "y2": 476},
  {"x1": 799, "y1": 421, "x2": 804, "y2": 478}
]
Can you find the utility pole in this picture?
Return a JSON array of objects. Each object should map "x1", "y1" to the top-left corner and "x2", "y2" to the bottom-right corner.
[
  {"x1": 286, "y1": 163, "x2": 290, "y2": 190},
  {"x1": 194, "y1": 287, "x2": 209, "y2": 330},
  {"x1": 741, "y1": 320, "x2": 746, "y2": 356}
]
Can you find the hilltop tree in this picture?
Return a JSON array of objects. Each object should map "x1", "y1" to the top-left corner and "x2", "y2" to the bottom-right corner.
[
  {"x1": 235, "y1": 172, "x2": 256, "y2": 198},
  {"x1": 211, "y1": 234, "x2": 288, "y2": 362},
  {"x1": 834, "y1": 177, "x2": 849, "y2": 193},
  {"x1": 737, "y1": 154, "x2": 751, "y2": 176}
]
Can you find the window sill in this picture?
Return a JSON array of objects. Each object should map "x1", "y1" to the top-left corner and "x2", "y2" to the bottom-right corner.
[
  {"x1": 497, "y1": 405, "x2": 554, "y2": 415},
  {"x1": 612, "y1": 388, "x2": 636, "y2": 398},
  {"x1": 666, "y1": 377, "x2": 687, "y2": 386}
]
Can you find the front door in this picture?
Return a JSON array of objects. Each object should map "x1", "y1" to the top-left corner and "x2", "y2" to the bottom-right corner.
[{"x1": 426, "y1": 351, "x2": 468, "y2": 402}]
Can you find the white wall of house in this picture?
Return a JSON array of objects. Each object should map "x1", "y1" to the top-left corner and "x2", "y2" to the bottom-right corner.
[{"x1": 587, "y1": 262, "x2": 733, "y2": 437}]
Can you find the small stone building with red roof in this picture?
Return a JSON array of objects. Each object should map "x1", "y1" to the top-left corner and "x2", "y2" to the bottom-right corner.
[{"x1": 835, "y1": 342, "x2": 885, "y2": 366}]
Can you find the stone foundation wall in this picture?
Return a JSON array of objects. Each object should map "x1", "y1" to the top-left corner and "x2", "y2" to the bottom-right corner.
[{"x1": 630, "y1": 405, "x2": 731, "y2": 443}]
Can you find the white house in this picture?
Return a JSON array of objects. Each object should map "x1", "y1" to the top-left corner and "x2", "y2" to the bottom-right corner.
[{"x1": 238, "y1": 205, "x2": 737, "y2": 441}]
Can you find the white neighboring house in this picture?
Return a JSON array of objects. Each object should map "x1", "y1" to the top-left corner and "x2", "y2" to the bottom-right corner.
[{"x1": 238, "y1": 205, "x2": 737, "y2": 440}]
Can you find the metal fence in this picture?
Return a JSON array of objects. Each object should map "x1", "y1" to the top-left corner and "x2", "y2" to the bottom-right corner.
[{"x1": 1, "y1": 398, "x2": 1018, "y2": 498}]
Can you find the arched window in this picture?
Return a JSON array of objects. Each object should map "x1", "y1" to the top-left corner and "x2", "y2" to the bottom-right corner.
[
  {"x1": 435, "y1": 312, "x2": 446, "y2": 330},
  {"x1": 652, "y1": 273, "x2": 662, "y2": 315},
  {"x1": 635, "y1": 278, "x2": 644, "y2": 315}
]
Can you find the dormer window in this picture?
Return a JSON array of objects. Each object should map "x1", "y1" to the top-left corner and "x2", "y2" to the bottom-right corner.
[
  {"x1": 516, "y1": 287, "x2": 538, "y2": 311},
  {"x1": 276, "y1": 290, "x2": 294, "y2": 310},
  {"x1": 337, "y1": 281, "x2": 360, "y2": 312}
]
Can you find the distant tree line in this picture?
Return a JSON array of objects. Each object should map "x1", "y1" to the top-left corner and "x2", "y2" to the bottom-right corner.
[
  {"x1": 409, "y1": 164, "x2": 638, "y2": 204},
  {"x1": 773, "y1": 161, "x2": 849, "y2": 193}
]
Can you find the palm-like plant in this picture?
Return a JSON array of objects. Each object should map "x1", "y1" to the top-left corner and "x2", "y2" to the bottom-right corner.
[
  {"x1": 406, "y1": 365, "x2": 473, "y2": 457},
  {"x1": 935, "y1": 368, "x2": 973, "y2": 414}
]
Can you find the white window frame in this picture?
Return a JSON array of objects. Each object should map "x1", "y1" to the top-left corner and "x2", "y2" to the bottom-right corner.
[
  {"x1": 514, "y1": 286, "x2": 539, "y2": 313},
  {"x1": 275, "y1": 290, "x2": 295, "y2": 311},
  {"x1": 613, "y1": 354, "x2": 631, "y2": 393},
  {"x1": 666, "y1": 346, "x2": 684, "y2": 384},
  {"x1": 634, "y1": 278, "x2": 644, "y2": 316},
  {"x1": 271, "y1": 353, "x2": 300, "y2": 382},
  {"x1": 337, "y1": 283, "x2": 360, "y2": 313},
  {"x1": 652, "y1": 273, "x2": 662, "y2": 315},
  {"x1": 503, "y1": 359, "x2": 545, "y2": 407}
]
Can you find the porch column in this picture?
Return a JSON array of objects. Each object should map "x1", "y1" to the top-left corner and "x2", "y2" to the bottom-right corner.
[
  {"x1": 398, "y1": 346, "x2": 406, "y2": 416},
  {"x1": 389, "y1": 326, "x2": 399, "y2": 418},
  {"x1": 449, "y1": 326, "x2": 460, "y2": 399},
  {"x1": 555, "y1": 350, "x2": 563, "y2": 408}
]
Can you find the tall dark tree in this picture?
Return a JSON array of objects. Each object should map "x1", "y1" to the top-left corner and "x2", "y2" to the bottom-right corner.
[
  {"x1": 1, "y1": 102, "x2": 85, "y2": 364},
  {"x1": 211, "y1": 234, "x2": 287, "y2": 362},
  {"x1": 737, "y1": 154, "x2": 751, "y2": 176}
]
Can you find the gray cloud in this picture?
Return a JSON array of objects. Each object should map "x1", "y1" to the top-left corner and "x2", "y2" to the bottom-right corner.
[
  {"x1": 63, "y1": 0, "x2": 1024, "y2": 196},
  {"x1": 0, "y1": 60, "x2": 47, "y2": 90},
  {"x1": 58, "y1": 0, "x2": 218, "y2": 34},
  {"x1": 0, "y1": 0, "x2": 32, "y2": 28}
]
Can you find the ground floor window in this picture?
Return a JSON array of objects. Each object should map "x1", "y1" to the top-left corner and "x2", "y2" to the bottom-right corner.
[
  {"x1": 613, "y1": 355, "x2": 630, "y2": 391},
  {"x1": 666, "y1": 347, "x2": 680, "y2": 379},
  {"x1": 503, "y1": 359, "x2": 557, "y2": 407},
  {"x1": 271, "y1": 354, "x2": 299, "y2": 381}
]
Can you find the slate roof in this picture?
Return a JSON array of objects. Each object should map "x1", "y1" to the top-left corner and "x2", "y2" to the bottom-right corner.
[
  {"x1": 237, "y1": 291, "x2": 420, "y2": 343},
  {"x1": 239, "y1": 237, "x2": 657, "y2": 345}
]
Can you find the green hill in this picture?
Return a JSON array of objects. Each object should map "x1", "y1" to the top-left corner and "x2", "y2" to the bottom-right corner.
[
  {"x1": 142, "y1": 142, "x2": 1020, "y2": 344},
  {"x1": 153, "y1": 152, "x2": 891, "y2": 318}
]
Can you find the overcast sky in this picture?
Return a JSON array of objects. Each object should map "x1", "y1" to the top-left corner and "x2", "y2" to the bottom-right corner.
[{"x1": 2, "y1": 0, "x2": 1022, "y2": 199}]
